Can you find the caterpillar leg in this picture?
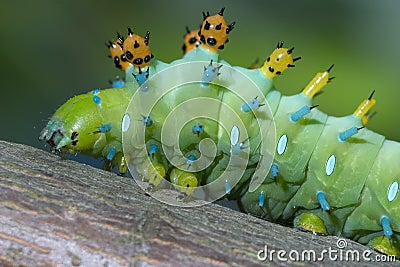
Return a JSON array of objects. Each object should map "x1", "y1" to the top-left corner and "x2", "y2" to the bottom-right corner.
[
  {"x1": 293, "y1": 212, "x2": 328, "y2": 235},
  {"x1": 114, "y1": 152, "x2": 128, "y2": 175},
  {"x1": 101, "y1": 141, "x2": 129, "y2": 174},
  {"x1": 367, "y1": 217, "x2": 400, "y2": 256},
  {"x1": 145, "y1": 162, "x2": 166, "y2": 191},
  {"x1": 170, "y1": 168, "x2": 198, "y2": 199},
  {"x1": 368, "y1": 236, "x2": 400, "y2": 257},
  {"x1": 103, "y1": 159, "x2": 113, "y2": 172},
  {"x1": 240, "y1": 165, "x2": 300, "y2": 221},
  {"x1": 239, "y1": 186, "x2": 273, "y2": 220}
]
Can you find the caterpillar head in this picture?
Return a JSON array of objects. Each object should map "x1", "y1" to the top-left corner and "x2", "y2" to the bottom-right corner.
[
  {"x1": 198, "y1": 7, "x2": 235, "y2": 53},
  {"x1": 121, "y1": 28, "x2": 154, "y2": 69},
  {"x1": 39, "y1": 90, "x2": 118, "y2": 154},
  {"x1": 39, "y1": 117, "x2": 98, "y2": 154},
  {"x1": 182, "y1": 26, "x2": 201, "y2": 54},
  {"x1": 260, "y1": 42, "x2": 301, "y2": 79},
  {"x1": 107, "y1": 39, "x2": 132, "y2": 71}
]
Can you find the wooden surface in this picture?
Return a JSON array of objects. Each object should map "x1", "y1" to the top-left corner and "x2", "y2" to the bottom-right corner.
[{"x1": 0, "y1": 140, "x2": 397, "y2": 266}]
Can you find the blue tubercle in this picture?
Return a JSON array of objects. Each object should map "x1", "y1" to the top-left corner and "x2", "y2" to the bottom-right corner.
[
  {"x1": 97, "y1": 123, "x2": 112, "y2": 133},
  {"x1": 258, "y1": 191, "x2": 265, "y2": 207},
  {"x1": 231, "y1": 142, "x2": 245, "y2": 155},
  {"x1": 290, "y1": 105, "x2": 315, "y2": 122},
  {"x1": 316, "y1": 191, "x2": 330, "y2": 211},
  {"x1": 93, "y1": 95, "x2": 102, "y2": 105},
  {"x1": 187, "y1": 154, "x2": 196, "y2": 167},
  {"x1": 241, "y1": 97, "x2": 263, "y2": 113},
  {"x1": 381, "y1": 216, "x2": 393, "y2": 237},
  {"x1": 192, "y1": 123, "x2": 204, "y2": 135},
  {"x1": 149, "y1": 144, "x2": 158, "y2": 157},
  {"x1": 133, "y1": 67, "x2": 149, "y2": 85},
  {"x1": 225, "y1": 180, "x2": 231, "y2": 195},
  {"x1": 92, "y1": 88, "x2": 100, "y2": 95},
  {"x1": 111, "y1": 76, "x2": 125, "y2": 88},
  {"x1": 201, "y1": 59, "x2": 222, "y2": 86},
  {"x1": 142, "y1": 116, "x2": 153, "y2": 127},
  {"x1": 271, "y1": 163, "x2": 279, "y2": 177},
  {"x1": 338, "y1": 126, "x2": 362, "y2": 142},
  {"x1": 106, "y1": 147, "x2": 116, "y2": 161}
]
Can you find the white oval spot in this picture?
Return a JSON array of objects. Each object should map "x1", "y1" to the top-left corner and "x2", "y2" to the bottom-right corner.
[
  {"x1": 387, "y1": 181, "x2": 399, "y2": 202},
  {"x1": 325, "y1": 154, "x2": 336, "y2": 176},
  {"x1": 230, "y1": 125, "x2": 240, "y2": 145},
  {"x1": 276, "y1": 134, "x2": 288, "y2": 155},
  {"x1": 122, "y1": 114, "x2": 130, "y2": 132}
]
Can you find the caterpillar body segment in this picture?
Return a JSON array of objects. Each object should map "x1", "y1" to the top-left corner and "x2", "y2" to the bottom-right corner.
[{"x1": 344, "y1": 141, "x2": 400, "y2": 240}]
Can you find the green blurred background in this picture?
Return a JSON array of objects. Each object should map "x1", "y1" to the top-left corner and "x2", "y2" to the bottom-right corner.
[{"x1": 1, "y1": 0, "x2": 399, "y2": 155}]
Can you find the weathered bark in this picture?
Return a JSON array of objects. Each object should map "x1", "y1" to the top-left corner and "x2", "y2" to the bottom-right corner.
[{"x1": 0, "y1": 140, "x2": 396, "y2": 266}]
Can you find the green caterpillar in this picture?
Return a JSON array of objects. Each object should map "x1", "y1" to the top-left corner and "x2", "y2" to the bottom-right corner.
[{"x1": 39, "y1": 8, "x2": 400, "y2": 257}]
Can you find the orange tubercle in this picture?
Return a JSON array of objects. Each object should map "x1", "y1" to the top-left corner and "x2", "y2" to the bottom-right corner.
[
  {"x1": 122, "y1": 29, "x2": 153, "y2": 68},
  {"x1": 183, "y1": 27, "x2": 201, "y2": 54},
  {"x1": 198, "y1": 8, "x2": 235, "y2": 53},
  {"x1": 107, "y1": 41, "x2": 132, "y2": 71}
]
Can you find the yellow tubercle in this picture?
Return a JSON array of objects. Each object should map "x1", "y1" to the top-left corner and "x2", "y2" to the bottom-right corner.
[
  {"x1": 353, "y1": 91, "x2": 376, "y2": 125},
  {"x1": 260, "y1": 43, "x2": 300, "y2": 79},
  {"x1": 361, "y1": 111, "x2": 376, "y2": 126},
  {"x1": 361, "y1": 116, "x2": 369, "y2": 126},
  {"x1": 302, "y1": 70, "x2": 331, "y2": 98}
]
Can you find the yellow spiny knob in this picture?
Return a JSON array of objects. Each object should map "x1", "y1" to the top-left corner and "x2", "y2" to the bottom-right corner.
[
  {"x1": 302, "y1": 65, "x2": 334, "y2": 98},
  {"x1": 260, "y1": 42, "x2": 300, "y2": 79}
]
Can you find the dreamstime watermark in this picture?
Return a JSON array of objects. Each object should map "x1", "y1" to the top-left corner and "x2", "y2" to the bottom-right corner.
[{"x1": 257, "y1": 238, "x2": 397, "y2": 262}]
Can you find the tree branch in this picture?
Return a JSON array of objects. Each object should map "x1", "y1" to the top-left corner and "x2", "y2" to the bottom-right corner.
[{"x1": 0, "y1": 140, "x2": 395, "y2": 266}]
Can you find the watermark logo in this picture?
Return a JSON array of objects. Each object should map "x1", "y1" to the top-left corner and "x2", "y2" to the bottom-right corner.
[
  {"x1": 336, "y1": 238, "x2": 347, "y2": 249},
  {"x1": 257, "y1": 238, "x2": 397, "y2": 262}
]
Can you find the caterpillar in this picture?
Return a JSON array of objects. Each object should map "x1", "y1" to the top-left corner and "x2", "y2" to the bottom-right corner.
[{"x1": 39, "y1": 7, "x2": 400, "y2": 257}]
